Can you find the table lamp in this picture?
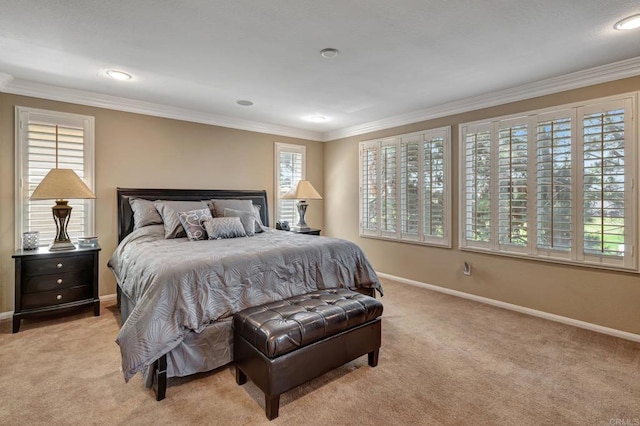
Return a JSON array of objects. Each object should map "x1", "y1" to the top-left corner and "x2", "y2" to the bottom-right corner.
[{"x1": 282, "y1": 180, "x2": 322, "y2": 230}]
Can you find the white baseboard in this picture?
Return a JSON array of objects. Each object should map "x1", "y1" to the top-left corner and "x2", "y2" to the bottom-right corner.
[
  {"x1": 0, "y1": 293, "x2": 118, "y2": 322},
  {"x1": 100, "y1": 293, "x2": 117, "y2": 302},
  {"x1": 377, "y1": 272, "x2": 640, "y2": 343}
]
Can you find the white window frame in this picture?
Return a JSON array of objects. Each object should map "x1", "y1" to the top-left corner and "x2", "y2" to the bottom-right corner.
[
  {"x1": 359, "y1": 127, "x2": 452, "y2": 248},
  {"x1": 15, "y1": 107, "x2": 95, "y2": 249},
  {"x1": 459, "y1": 93, "x2": 638, "y2": 272},
  {"x1": 274, "y1": 142, "x2": 306, "y2": 225}
]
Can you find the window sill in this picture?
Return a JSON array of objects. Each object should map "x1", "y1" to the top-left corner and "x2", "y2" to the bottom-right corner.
[
  {"x1": 360, "y1": 233, "x2": 451, "y2": 249},
  {"x1": 459, "y1": 245, "x2": 638, "y2": 274}
]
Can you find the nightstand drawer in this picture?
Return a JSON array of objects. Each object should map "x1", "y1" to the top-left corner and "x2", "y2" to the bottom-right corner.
[
  {"x1": 21, "y1": 285, "x2": 92, "y2": 310},
  {"x1": 22, "y1": 254, "x2": 93, "y2": 277},
  {"x1": 22, "y1": 270, "x2": 91, "y2": 293}
]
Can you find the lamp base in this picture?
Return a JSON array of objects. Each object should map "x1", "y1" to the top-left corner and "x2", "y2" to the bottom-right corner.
[
  {"x1": 49, "y1": 200, "x2": 76, "y2": 251},
  {"x1": 49, "y1": 240, "x2": 76, "y2": 251},
  {"x1": 295, "y1": 200, "x2": 310, "y2": 229}
]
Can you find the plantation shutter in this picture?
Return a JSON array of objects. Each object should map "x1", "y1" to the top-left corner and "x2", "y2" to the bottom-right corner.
[
  {"x1": 497, "y1": 121, "x2": 529, "y2": 249},
  {"x1": 360, "y1": 127, "x2": 451, "y2": 247},
  {"x1": 462, "y1": 124, "x2": 492, "y2": 246},
  {"x1": 360, "y1": 141, "x2": 379, "y2": 235},
  {"x1": 380, "y1": 139, "x2": 398, "y2": 235},
  {"x1": 401, "y1": 136, "x2": 419, "y2": 240},
  {"x1": 459, "y1": 95, "x2": 636, "y2": 271},
  {"x1": 535, "y1": 112, "x2": 573, "y2": 254},
  {"x1": 423, "y1": 133, "x2": 447, "y2": 240},
  {"x1": 275, "y1": 143, "x2": 305, "y2": 225},
  {"x1": 16, "y1": 107, "x2": 95, "y2": 248},
  {"x1": 580, "y1": 99, "x2": 633, "y2": 268}
]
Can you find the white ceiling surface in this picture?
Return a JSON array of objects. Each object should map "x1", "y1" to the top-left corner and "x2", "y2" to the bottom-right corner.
[{"x1": 1, "y1": 1, "x2": 639, "y2": 141}]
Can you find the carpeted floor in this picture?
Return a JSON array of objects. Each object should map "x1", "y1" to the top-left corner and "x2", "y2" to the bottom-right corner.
[{"x1": 0, "y1": 278, "x2": 638, "y2": 425}]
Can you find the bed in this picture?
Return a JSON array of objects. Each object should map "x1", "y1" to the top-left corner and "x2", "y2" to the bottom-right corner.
[{"x1": 109, "y1": 188, "x2": 383, "y2": 399}]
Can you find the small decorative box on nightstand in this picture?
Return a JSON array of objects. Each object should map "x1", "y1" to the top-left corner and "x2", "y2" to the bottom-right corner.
[
  {"x1": 12, "y1": 245, "x2": 101, "y2": 333},
  {"x1": 290, "y1": 228, "x2": 321, "y2": 236}
]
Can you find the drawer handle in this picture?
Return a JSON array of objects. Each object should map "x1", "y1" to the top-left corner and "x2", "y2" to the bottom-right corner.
[
  {"x1": 56, "y1": 263, "x2": 63, "y2": 269},
  {"x1": 57, "y1": 279, "x2": 63, "y2": 284},
  {"x1": 56, "y1": 294, "x2": 62, "y2": 300}
]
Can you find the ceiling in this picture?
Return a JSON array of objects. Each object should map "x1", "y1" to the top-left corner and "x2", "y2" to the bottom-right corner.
[{"x1": 1, "y1": 1, "x2": 639, "y2": 141}]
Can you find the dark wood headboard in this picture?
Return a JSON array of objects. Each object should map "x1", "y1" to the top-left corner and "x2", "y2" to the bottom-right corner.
[{"x1": 117, "y1": 188, "x2": 269, "y2": 243}]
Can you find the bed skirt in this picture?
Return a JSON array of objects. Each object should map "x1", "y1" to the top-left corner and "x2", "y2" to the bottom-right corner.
[{"x1": 120, "y1": 288, "x2": 234, "y2": 387}]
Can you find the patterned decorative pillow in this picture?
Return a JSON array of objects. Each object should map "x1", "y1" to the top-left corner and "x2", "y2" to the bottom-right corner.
[
  {"x1": 224, "y1": 208, "x2": 255, "y2": 236},
  {"x1": 202, "y1": 217, "x2": 247, "y2": 240},
  {"x1": 129, "y1": 198, "x2": 163, "y2": 230},
  {"x1": 155, "y1": 200, "x2": 208, "y2": 239},
  {"x1": 177, "y1": 208, "x2": 212, "y2": 241}
]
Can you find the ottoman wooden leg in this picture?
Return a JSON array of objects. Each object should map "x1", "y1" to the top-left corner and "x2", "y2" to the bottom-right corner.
[
  {"x1": 236, "y1": 367, "x2": 247, "y2": 385},
  {"x1": 266, "y1": 394, "x2": 280, "y2": 420},
  {"x1": 368, "y1": 349, "x2": 379, "y2": 367}
]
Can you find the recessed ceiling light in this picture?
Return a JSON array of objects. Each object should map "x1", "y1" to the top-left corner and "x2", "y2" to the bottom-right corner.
[
  {"x1": 308, "y1": 115, "x2": 327, "y2": 122},
  {"x1": 106, "y1": 70, "x2": 132, "y2": 81},
  {"x1": 320, "y1": 48, "x2": 339, "y2": 58},
  {"x1": 236, "y1": 100, "x2": 254, "y2": 106},
  {"x1": 614, "y1": 14, "x2": 640, "y2": 30}
]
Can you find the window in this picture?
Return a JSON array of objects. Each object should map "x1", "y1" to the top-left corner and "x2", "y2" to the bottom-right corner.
[
  {"x1": 274, "y1": 143, "x2": 305, "y2": 225},
  {"x1": 360, "y1": 127, "x2": 451, "y2": 247},
  {"x1": 460, "y1": 95, "x2": 637, "y2": 271},
  {"x1": 462, "y1": 124, "x2": 492, "y2": 247},
  {"x1": 15, "y1": 107, "x2": 95, "y2": 249}
]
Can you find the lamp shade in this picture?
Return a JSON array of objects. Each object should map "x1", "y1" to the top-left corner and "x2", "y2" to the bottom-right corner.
[
  {"x1": 282, "y1": 180, "x2": 322, "y2": 200},
  {"x1": 30, "y1": 168, "x2": 95, "y2": 200}
]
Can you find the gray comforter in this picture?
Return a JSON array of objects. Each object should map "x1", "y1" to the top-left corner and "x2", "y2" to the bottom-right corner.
[{"x1": 108, "y1": 225, "x2": 382, "y2": 381}]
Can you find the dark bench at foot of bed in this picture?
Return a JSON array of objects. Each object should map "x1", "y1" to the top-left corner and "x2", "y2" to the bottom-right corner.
[{"x1": 233, "y1": 288, "x2": 383, "y2": 420}]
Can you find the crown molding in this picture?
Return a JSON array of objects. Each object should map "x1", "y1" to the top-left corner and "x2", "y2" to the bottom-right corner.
[
  {"x1": 3, "y1": 56, "x2": 640, "y2": 143},
  {"x1": 323, "y1": 56, "x2": 640, "y2": 141},
  {"x1": 1, "y1": 78, "x2": 324, "y2": 141},
  {"x1": 0, "y1": 72, "x2": 14, "y2": 90}
]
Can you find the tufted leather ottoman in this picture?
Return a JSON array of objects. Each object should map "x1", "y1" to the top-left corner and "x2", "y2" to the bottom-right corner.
[{"x1": 233, "y1": 288, "x2": 383, "y2": 420}]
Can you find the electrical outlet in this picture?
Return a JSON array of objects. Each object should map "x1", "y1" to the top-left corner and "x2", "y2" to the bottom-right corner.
[{"x1": 463, "y1": 261, "x2": 472, "y2": 276}]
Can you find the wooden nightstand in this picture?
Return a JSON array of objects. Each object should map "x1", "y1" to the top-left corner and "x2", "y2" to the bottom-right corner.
[
  {"x1": 12, "y1": 245, "x2": 101, "y2": 333},
  {"x1": 290, "y1": 228, "x2": 321, "y2": 236}
]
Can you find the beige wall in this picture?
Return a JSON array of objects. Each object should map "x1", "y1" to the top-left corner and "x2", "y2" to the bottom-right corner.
[
  {"x1": 0, "y1": 94, "x2": 323, "y2": 312},
  {"x1": 324, "y1": 76, "x2": 640, "y2": 335},
  {"x1": 3, "y1": 76, "x2": 640, "y2": 335}
]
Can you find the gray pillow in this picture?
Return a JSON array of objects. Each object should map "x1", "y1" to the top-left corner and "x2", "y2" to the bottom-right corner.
[
  {"x1": 155, "y1": 200, "x2": 208, "y2": 239},
  {"x1": 252, "y1": 205, "x2": 268, "y2": 233},
  {"x1": 129, "y1": 198, "x2": 163, "y2": 230},
  {"x1": 208, "y1": 199, "x2": 266, "y2": 233},
  {"x1": 224, "y1": 208, "x2": 255, "y2": 236},
  {"x1": 202, "y1": 216, "x2": 247, "y2": 240},
  {"x1": 178, "y1": 208, "x2": 212, "y2": 241},
  {"x1": 208, "y1": 199, "x2": 253, "y2": 217}
]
